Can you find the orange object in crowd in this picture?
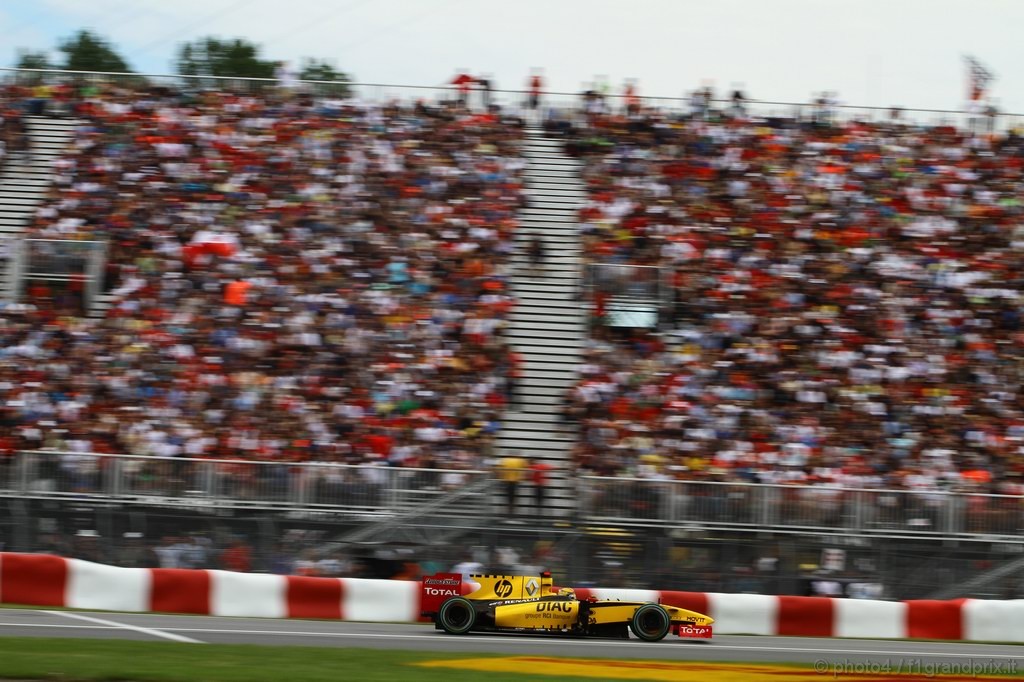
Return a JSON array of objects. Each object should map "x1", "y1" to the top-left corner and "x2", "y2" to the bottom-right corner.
[
  {"x1": 224, "y1": 280, "x2": 252, "y2": 305},
  {"x1": 962, "y1": 469, "x2": 993, "y2": 484}
]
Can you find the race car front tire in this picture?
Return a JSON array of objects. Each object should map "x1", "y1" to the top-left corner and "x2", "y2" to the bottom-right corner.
[
  {"x1": 437, "y1": 597, "x2": 477, "y2": 635},
  {"x1": 629, "y1": 604, "x2": 671, "y2": 642}
]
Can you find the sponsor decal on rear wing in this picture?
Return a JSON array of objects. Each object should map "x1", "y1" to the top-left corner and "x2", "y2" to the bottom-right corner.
[{"x1": 420, "y1": 573, "x2": 464, "y2": 616}]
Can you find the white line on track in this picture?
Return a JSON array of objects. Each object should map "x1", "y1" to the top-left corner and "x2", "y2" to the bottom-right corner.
[
  {"x1": 0, "y1": 623, "x2": 120, "y2": 629},
  {"x1": 4, "y1": 616, "x2": 1021, "y2": 660},
  {"x1": 132, "y1": 628, "x2": 1024, "y2": 658},
  {"x1": 42, "y1": 611, "x2": 204, "y2": 644}
]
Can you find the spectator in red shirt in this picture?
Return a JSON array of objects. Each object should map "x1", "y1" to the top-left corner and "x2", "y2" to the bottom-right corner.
[
  {"x1": 529, "y1": 458, "x2": 553, "y2": 513},
  {"x1": 527, "y1": 69, "x2": 544, "y2": 110},
  {"x1": 221, "y1": 539, "x2": 252, "y2": 573},
  {"x1": 451, "y1": 70, "x2": 474, "y2": 106}
]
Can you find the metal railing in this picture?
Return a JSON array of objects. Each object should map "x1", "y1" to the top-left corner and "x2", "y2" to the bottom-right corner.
[
  {"x1": 2, "y1": 68, "x2": 1022, "y2": 132},
  {"x1": 580, "y1": 477, "x2": 1024, "y2": 541},
  {"x1": 12, "y1": 239, "x2": 108, "y2": 310},
  {"x1": 582, "y1": 262, "x2": 670, "y2": 328},
  {"x1": 4, "y1": 451, "x2": 1024, "y2": 542},
  {"x1": 1, "y1": 239, "x2": 23, "y2": 304},
  {"x1": 583, "y1": 262, "x2": 667, "y2": 301},
  {"x1": 1, "y1": 451, "x2": 493, "y2": 517}
]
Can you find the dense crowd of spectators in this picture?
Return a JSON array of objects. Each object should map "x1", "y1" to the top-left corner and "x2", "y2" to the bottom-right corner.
[
  {"x1": 6, "y1": 77, "x2": 1024, "y2": 501},
  {"x1": 0, "y1": 82, "x2": 525, "y2": 471},
  {"x1": 560, "y1": 101, "x2": 1024, "y2": 493}
]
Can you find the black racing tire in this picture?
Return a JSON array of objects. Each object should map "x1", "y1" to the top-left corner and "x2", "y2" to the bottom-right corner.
[
  {"x1": 437, "y1": 597, "x2": 477, "y2": 635},
  {"x1": 629, "y1": 603, "x2": 671, "y2": 642}
]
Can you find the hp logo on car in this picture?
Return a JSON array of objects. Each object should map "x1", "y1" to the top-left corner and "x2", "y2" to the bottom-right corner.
[{"x1": 495, "y1": 580, "x2": 514, "y2": 598}]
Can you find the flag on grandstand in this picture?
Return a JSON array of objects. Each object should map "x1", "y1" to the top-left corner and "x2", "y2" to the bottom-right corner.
[{"x1": 964, "y1": 55, "x2": 994, "y2": 102}]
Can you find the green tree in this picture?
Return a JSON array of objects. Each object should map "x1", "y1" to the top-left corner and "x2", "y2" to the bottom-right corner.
[
  {"x1": 58, "y1": 30, "x2": 131, "y2": 72},
  {"x1": 15, "y1": 50, "x2": 52, "y2": 70},
  {"x1": 177, "y1": 37, "x2": 275, "y2": 79},
  {"x1": 298, "y1": 58, "x2": 351, "y2": 96},
  {"x1": 13, "y1": 49, "x2": 52, "y2": 85}
]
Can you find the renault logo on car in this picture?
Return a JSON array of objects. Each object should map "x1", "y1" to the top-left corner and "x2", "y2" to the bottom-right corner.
[{"x1": 525, "y1": 579, "x2": 538, "y2": 596}]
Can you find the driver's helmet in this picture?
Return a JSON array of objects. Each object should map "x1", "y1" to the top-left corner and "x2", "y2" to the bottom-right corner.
[{"x1": 557, "y1": 587, "x2": 576, "y2": 599}]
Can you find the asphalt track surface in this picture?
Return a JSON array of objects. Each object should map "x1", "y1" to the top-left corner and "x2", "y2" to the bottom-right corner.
[{"x1": 0, "y1": 608, "x2": 1022, "y2": 669}]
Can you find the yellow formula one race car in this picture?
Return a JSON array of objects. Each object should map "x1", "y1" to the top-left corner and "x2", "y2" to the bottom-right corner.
[{"x1": 420, "y1": 572, "x2": 713, "y2": 642}]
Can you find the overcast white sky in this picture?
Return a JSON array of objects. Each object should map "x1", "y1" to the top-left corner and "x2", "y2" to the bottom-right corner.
[{"x1": 3, "y1": 0, "x2": 1022, "y2": 112}]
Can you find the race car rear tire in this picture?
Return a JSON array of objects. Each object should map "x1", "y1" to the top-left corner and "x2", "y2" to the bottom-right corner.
[
  {"x1": 629, "y1": 604, "x2": 671, "y2": 642},
  {"x1": 437, "y1": 597, "x2": 476, "y2": 635}
]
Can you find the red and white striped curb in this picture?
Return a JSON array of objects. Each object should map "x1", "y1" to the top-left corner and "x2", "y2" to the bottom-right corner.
[
  {"x1": 0, "y1": 553, "x2": 423, "y2": 622},
  {"x1": 0, "y1": 553, "x2": 1016, "y2": 641}
]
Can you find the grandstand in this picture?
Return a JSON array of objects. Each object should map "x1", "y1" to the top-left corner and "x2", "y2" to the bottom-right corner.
[
  {"x1": 561, "y1": 103, "x2": 1024, "y2": 491},
  {"x1": 3, "y1": 68, "x2": 1024, "y2": 598}
]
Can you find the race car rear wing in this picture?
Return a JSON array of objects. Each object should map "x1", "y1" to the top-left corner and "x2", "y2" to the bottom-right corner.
[{"x1": 420, "y1": 573, "x2": 468, "y2": 617}]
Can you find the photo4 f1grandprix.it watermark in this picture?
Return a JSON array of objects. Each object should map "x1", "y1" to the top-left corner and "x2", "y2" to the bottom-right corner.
[{"x1": 813, "y1": 657, "x2": 1019, "y2": 678}]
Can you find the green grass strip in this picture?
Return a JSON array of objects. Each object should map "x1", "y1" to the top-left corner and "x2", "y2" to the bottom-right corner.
[{"x1": 0, "y1": 638, "x2": 612, "y2": 682}]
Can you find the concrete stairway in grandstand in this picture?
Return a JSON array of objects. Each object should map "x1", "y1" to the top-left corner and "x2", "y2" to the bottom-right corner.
[
  {"x1": 0, "y1": 115, "x2": 77, "y2": 300},
  {"x1": 496, "y1": 127, "x2": 586, "y2": 519}
]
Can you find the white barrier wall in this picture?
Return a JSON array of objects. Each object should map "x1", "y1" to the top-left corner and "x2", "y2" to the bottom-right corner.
[
  {"x1": 343, "y1": 578, "x2": 420, "y2": 622},
  {"x1": 66, "y1": 559, "x2": 151, "y2": 612},
  {"x1": 833, "y1": 597, "x2": 907, "y2": 639},
  {"x1": 708, "y1": 593, "x2": 779, "y2": 636},
  {"x1": 2, "y1": 553, "x2": 1020, "y2": 641},
  {"x1": 211, "y1": 571, "x2": 288, "y2": 618},
  {"x1": 963, "y1": 599, "x2": 1024, "y2": 642}
]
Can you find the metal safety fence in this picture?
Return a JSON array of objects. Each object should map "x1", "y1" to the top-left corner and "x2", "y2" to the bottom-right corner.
[
  {"x1": 5, "y1": 452, "x2": 1024, "y2": 542},
  {"x1": 24, "y1": 239, "x2": 97, "y2": 275},
  {"x1": 1, "y1": 451, "x2": 492, "y2": 518},
  {"x1": 579, "y1": 477, "x2": 1024, "y2": 540},
  {"x1": 582, "y1": 262, "x2": 670, "y2": 328},
  {"x1": 8, "y1": 239, "x2": 108, "y2": 309},
  {"x1": 583, "y1": 262, "x2": 668, "y2": 301},
  {"x1": 1, "y1": 491, "x2": 1016, "y2": 598}
]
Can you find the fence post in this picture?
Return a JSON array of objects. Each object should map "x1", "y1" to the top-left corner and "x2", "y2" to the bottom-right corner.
[
  {"x1": 292, "y1": 463, "x2": 306, "y2": 506},
  {"x1": 758, "y1": 485, "x2": 771, "y2": 527},
  {"x1": 849, "y1": 491, "x2": 861, "y2": 531},
  {"x1": 480, "y1": 475, "x2": 492, "y2": 517},
  {"x1": 85, "y1": 240, "x2": 108, "y2": 313},
  {"x1": 584, "y1": 477, "x2": 599, "y2": 519},
  {"x1": 109, "y1": 456, "x2": 121, "y2": 496},
  {"x1": 859, "y1": 490, "x2": 873, "y2": 531},
  {"x1": 16, "y1": 451, "x2": 31, "y2": 492},
  {"x1": 202, "y1": 461, "x2": 215, "y2": 501},
  {"x1": 7, "y1": 238, "x2": 26, "y2": 303},
  {"x1": 945, "y1": 493, "x2": 960, "y2": 535},
  {"x1": 386, "y1": 468, "x2": 399, "y2": 514}
]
